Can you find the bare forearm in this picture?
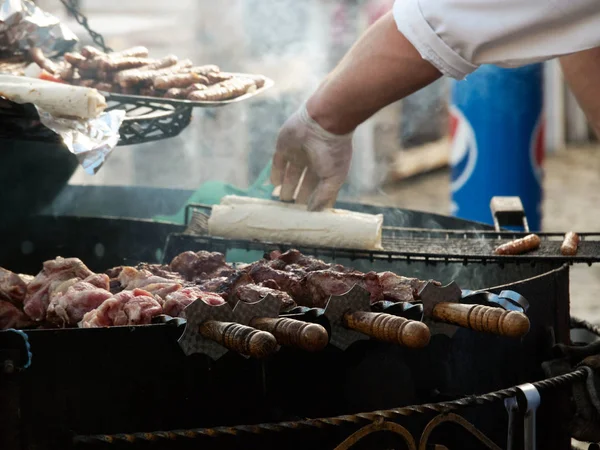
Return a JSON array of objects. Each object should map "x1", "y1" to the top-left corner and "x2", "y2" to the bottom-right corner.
[
  {"x1": 306, "y1": 11, "x2": 441, "y2": 135},
  {"x1": 560, "y1": 48, "x2": 600, "y2": 139}
]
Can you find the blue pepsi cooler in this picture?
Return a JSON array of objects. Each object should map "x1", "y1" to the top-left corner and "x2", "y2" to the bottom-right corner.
[{"x1": 449, "y1": 64, "x2": 545, "y2": 231}]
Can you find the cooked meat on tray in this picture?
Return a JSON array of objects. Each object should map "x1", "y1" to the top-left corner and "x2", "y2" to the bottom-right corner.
[
  {"x1": 5, "y1": 45, "x2": 268, "y2": 102},
  {"x1": 0, "y1": 249, "x2": 437, "y2": 331}
]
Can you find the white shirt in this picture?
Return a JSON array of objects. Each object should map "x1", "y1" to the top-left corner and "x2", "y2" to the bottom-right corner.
[{"x1": 394, "y1": 0, "x2": 600, "y2": 79}]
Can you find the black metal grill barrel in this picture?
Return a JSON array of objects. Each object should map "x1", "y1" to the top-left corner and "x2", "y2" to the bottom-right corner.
[{"x1": 0, "y1": 202, "x2": 575, "y2": 450}]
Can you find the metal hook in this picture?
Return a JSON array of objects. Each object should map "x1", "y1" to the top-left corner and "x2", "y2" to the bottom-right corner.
[{"x1": 504, "y1": 383, "x2": 541, "y2": 450}]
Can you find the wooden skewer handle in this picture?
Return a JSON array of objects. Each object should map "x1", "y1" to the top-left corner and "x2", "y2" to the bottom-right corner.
[
  {"x1": 251, "y1": 317, "x2": 329, "y2": 352},
  {"x1": 199, "y1": 320, "x2": 278, "y2": 359},
  {"x1": 432, "y1": 302, "x2": 530, "y2": 338},
  {"x1": 343, "y1": 311, "x2": 430, "y2": 349}
]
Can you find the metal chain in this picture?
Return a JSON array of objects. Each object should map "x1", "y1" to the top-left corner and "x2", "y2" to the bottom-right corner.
[
  {"x1": 58, "y1": 0, "x2": 113, "y2": 53},
  {"x1": 72, "y1": 367, "x2": 587, "y2": 446}
]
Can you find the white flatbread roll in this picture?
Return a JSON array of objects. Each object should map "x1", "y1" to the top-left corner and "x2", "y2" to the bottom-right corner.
[
  {"x1": 0, "y1": 75, "x2": 106, "y2": 119},
  {"x1": 208, "y1": 196, "x2": 384, "y2": 250}
]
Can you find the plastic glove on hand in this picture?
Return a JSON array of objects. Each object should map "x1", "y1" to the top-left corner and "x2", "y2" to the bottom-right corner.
[{"x1": 270, "y1": 104, "x2": 353, "y2": 211}]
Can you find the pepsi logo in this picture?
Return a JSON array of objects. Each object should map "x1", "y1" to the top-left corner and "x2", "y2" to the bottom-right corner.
[{"x1": 449, "y1": 105, "x2": 478, "y2": 194}]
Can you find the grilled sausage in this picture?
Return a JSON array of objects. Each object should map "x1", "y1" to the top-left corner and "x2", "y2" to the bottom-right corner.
[
  {"x1": 183, "y1": 83, "x2": 207, "y2": 96},
  {"x1": 560, "y1": 232, "x2": 580, "y2": 256},
  {"x1": 57, "y1": 63, "x2": 75, "y2": 81},
  {"x1": 81, "y1": 46, "x2": 105, "y2": 59},
  {"x1": 250, "y1": 75, "x2": 267, "y2": 89},
  {"x1": 29, "y1": 48, "x2": 59, "y2": 74},
  {"x1": 92, "y1": 82, "x2": 114, "y2": 92},
  {"x1": 135, "y1": 55, "x2": 179, "y2": 72},
  {"x1": 187, "y1": 77, "x2": 256, "y2": 101},
  {"x1": 115, "y1": 57, "x2": 186, "y2": 88},
  {"x1": 204, "y1": 71, "x2": 234, "y2": 85},
  {"x1": 163, "y1": 87, "x2": 186, "y2": 99},
  {"x1": 98, "y1": 57, "x2": 154, "y2": 72},
  {"x1": 107, "y1": 46, "x2": 149, "y2": 59},
  {"x1": 494, "y1": 234, "x2": 541, "y2": 255},
  {"x1": 188, "y1": 64, "x2": 220, "y2": 75},
  {"x1": 77, "y1": 79, "x2": 96, "y2": 88},
  {"x1": 153, "y1": 72, "x2": 210, "y2": 90},
  {"x1": 139, "y1": 86, "x2": 157, "y2": 97},
  {"x1": 64, "y1": 52, "x2": 87, "y2": 67}
]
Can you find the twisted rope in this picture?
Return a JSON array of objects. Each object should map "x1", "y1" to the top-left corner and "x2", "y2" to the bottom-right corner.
[{"x1": 73, "y1": 367, "x2": 587, "y2": 445}]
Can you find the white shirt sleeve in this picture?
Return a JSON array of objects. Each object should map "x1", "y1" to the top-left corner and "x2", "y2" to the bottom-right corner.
[{"x1": 393, "y1": 0, "x2": 600, "y2": 79}]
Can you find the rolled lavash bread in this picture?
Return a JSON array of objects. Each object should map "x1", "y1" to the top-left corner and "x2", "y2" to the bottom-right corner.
[
  {"x1": 0, "y1": 75, "x2": 106, "y2": 119},
  {"x1": 208, "y1": 195, "x2": 384, "y2": 250}
]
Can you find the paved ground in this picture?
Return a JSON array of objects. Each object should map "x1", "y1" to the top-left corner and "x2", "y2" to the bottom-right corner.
[{"x1": 359, "y1": 143, "x2": 600, "y2": 323}]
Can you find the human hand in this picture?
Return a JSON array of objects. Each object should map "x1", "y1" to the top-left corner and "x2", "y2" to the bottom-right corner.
[{"x1": 270, "y1": 104, "x2": 353, "y2": 211}]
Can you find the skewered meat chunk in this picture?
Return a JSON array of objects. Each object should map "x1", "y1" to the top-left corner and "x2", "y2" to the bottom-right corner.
[
  {"x1": 0, "y1": 300, "x2": 32, "y2": 330},
  {"x1": 162, "y1": 287, "x2": 225, "y2": 318},
  {"x1": 80, "y1": 289, "x2": 162, "y2": 328},
  {"x1": 0, "y1": 267, "x2": 28, "y2": 305},
  {"x1": 377, "y1": 272, "x2": 435, "y2": 302},
  {"x1": 267, "y1": 249, "x2": 331, "y2": 272},
  {"x1": 117, "y1": 267, "x2": 181, "y2": 301},
  {"x1": 23, "y1": 257, "x2": 94, "y2": 321},
  {"x1": 301, "y1": 270, "x2": 384, "y2": 308},
  {"x1": 169, "y1": 251, "x2": 234, "y2": 281},
  {"x1": 232, "y1": 283, "x2": 296, "y2": 312},
  {"x1": 46, "y1": 274, "x2": 113, "y2": 326},
  {"x1": 197, "y1": 271, "x2": 253, "y2": 301},
  {"x1": 135, "y1": 263, "x2": 183, "y2": 281},
  {"x1": 247, "y1": 263, "x2": 305, "y2": 301}
]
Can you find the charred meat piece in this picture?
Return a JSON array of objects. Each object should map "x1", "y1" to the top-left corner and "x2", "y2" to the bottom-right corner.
[
  {"x1": 80, "y1": 289, "x2": 162, "y2": 328},
  {"x1": 248, "y1": 263, "x2": 305, "y2": 301},
  {"x1": 197, "y1": 271, "x2": 253, "y2": 302},
  {"x1": 162, "y1": 287, "x2": 225, "y2": 318},
  {"x1": 24, "y1": 257, "x2": 94, "y2": 321},
  {"x1": 169, "y1": 251, "x2": 233, "y2": 281},
  {"x1": 46, "y1": 274, "x2": 113, "y2": 327},
  {"x1": 301, "y1": 270, "x2": 384, "y2": 308},
  {"x1": 377, "y1": 272, "x2": 434, "y2": 302},
  {"x1": 267, "y1": 249, "x2": 331, "y2": 272},
  {"x1": 0, "y1": 300, "x2": 32, "y2": 330},
  {"x1": 0, "y1": 267, "x2": 28, "y2": 305},
  {"x1": 232, "y1": 283, "x2": 296, "y2": 312}
]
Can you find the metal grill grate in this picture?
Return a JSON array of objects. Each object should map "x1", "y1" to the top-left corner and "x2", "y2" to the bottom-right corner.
[{"x1": 169, "y1": 204, "x2": 600, "y2": 266}]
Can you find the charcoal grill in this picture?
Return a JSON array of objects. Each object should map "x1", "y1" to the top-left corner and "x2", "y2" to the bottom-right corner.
[{"x1": 0, "y1": 188, "x2": 588, "y2": 450}]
